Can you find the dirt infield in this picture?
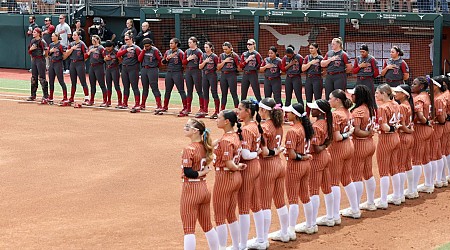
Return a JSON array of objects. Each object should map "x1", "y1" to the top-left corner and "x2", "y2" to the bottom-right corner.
[{"x1": 0, "y1": 98, "x2": 449, "y2": 250}]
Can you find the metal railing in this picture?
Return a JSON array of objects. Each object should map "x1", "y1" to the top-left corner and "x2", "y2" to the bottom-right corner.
[
  {"x1": 0, "y1": 0, "x2": 85, "y2": 15},
  {"x1": 86, "y1": 0, "x2": 449, "y2": 12}
]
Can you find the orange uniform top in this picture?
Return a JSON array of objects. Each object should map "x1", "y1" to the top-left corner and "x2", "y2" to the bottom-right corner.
[
  {"x1": 332, "y1": 107, "x2": 353, "y2": 136},
  {"x1": 434, "y1": 92, "x2": 447, "y2": 123},
  {"x1": 285, "y1": 122, "x2": 308, "y2": 155},
  {"x1": 214, "y1": 132, "x2": 242, "y2": 169},
  {"x1": 399, "y1": 100, "x2": 413, "y2": 129},
  {"x1": 241, "y1": 121, "x2": 261, "y2": 153},
  {"x1": 413, "y1": 91, "x2": 431, "y2": 123},
  {"x1": 445, "y1": 91, "x2": 450, "y2": 116},
  {"x1": 261, "y1": 119, "x2": 283, "y2": 152},
  {"x1": 352, "y1": 104, "x2": 375, "y2": 139},
  {"x1": 181, "y1": 142, "x2": 206, "y2": 180},
  {"x1": 310, "y1": 119, "x2": 328, "y2": 154}
]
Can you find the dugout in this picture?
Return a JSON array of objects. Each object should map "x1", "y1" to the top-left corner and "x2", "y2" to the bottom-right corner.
[{"x1": 1, "y1": 9, "x2": 449, "y2": 86}]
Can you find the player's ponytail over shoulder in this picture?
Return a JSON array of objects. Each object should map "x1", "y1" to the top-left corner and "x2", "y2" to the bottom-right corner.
[
  {"x1": 236, "y1": 121, "x2": 243, "y2": 141},
  {"x1": 292, "y1": 103, "x2": 314, "y2": 141},
  {"x1": 316, "y1": 99, "x2": 333, "y2": 146},
  {"x1": 242, "y1": 99, "x2": 266, "y2": 146}
]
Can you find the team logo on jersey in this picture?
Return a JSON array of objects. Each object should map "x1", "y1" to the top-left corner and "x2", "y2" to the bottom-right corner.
[{"x1": 224, "y1": 152, "x2": 229, "y2": 156}]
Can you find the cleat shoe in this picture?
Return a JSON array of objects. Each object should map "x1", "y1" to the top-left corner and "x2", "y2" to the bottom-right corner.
[
  {"x1": 359, "y1": 202, "x2": 377, "y2": 211},
  {"x1": 334, "y1": 217, "x2": 342, "y2": 225},
  {"x1": 210, "y1": 112, "x2": 218, "y2": 119},
  {"x1": 295, "y1": 222, "x2": 317, "y2": 234},
  {"x1": 82, "y1": 99, "x2": 92, "y2": 106},
  {"x1": 195, "y1": 112, "x2": 206, "y2": 118},
  {"x1": 442, "y1": 181, "x2": 448, "y2": 187},
  {"x1": 434, "y1": 181, "x2": 443, "y2": 188},
  {"x1": 401, "y1": 195, "x2": 406, "y2": 203},
  {"x1": 40, "y1": 98, "x2": 48, "y2": 104},
  {"x1": 340, "y1": 208, "x2": 361, "y2": 218},
  {"x1": 99, "y1": 103, "x2": 107, "y2": 107},
  {"x1": 26, "y1": 96, "x2": 36, "y2": 101},
  {"x1": 246, "y1": 238, "x2": 268, "y2": 250},
  {"x1": 387, "y1": 194, "x2": 402, "y2": 206},
  {"x1": 178, "y1": 110, "x2": 189, "y2": 117},
  {"x1": 130, "y1": 108, "x2": 140, "y2": 113},
  {"x1": 268, "y1": 230, "x2": 290, "y2": 243},
  {"x1": 316, "y1": 216, "x2": 335, "y2": 227},
  {"x1": 375, "y1": 199, "x2": 388, "y2": 209},
  {"x1": 47, "y1": 99, "x2": 54, "y2": 105},
  {"x1": 417, "y1": 184, "x2": 434, "y2": 194},
  {"x1": 287, "y1": 227, "x2": 296, "y2": 241}
]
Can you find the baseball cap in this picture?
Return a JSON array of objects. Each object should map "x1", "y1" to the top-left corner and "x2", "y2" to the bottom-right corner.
[
  {"x1": 360, "y1": 44, "x2": 369, "y2": 51},
  {"x1": 307, "y1": 102, "x2": 325, "y2": 113},
  {"x1": 282, "y1": 105, "x2": 306, "y2": 118},
  {"x1": 392, "y1": 86, "x2": 410, "y2": 97}
]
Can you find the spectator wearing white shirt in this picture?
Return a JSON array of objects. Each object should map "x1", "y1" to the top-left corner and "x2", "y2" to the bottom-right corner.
[{"x1": 55, "y1": 14, "x2": 72, "y2": 74}]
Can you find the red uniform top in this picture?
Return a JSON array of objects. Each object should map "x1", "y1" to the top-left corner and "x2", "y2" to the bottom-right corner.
[
  {"x1": 352, "y1": 104, "x2": 375, "y2": 139},
  {"x1": 310, "y1": 119, "x2": 328, "y2": 154},
  {"x1": 241, "y1": 121, "x2": 261, "y2": 154},
  {"x1": 332, "y1": 107, "x2": 353, "y2": 136},
  {"x1": 413, "y1": 91, "x2": 431, "y2": 123},
  {"x1": 261, "y1": 120, "x2": 283, "y2": 152},
  {"x1": 285, "y1": 122, "x2": 308, "y2": 156},
  {"x1": 434, "y1": 93, "x2": 447, "y2": 123},
  {"x1": 214, "y1": 132, "x2": 242, "y2": 169},
  {"x1": 181, "y1": 142, "x2": 206, "y2": 181},
  {"x1": 399, "y1": 100, "x2": 413, "y2": 129}
]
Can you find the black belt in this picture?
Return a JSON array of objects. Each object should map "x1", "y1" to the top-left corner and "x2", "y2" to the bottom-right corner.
[
  {"x1": 307, "y1": 74, "x2": 321, "y2": 77},
  {"x1": 386, "y1": 79, "x2": 403, "y2": 83},
  {"x1": 72, "y1": 59, "x2": 83, "y2": 63},
  {"x1": 222, "y1": 71, "x2": 235, "y2": 74},
  {"x1": 327, "y1": 71, "x2": 344, "y2": 75},
  {"x1": 106, "y1": 64, "x2": 118, "y2": 69}
]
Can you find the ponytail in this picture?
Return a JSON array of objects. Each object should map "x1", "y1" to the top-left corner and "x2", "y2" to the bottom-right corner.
[
  {"x1": 330, "y1": 89, "x2": 353, "y2": 109},
  {"x1": 223, "y1": 109, "x2": 242, "y2": 140},
  {"x1": 190, "y1": 119, "x2": 214, "y2": 165},
  {"x1": 260, "y1": 98, "x2": 284, "y2": 128},
  {"x1": 241, "y1": 99, "x2": 266, "y2": 146},
  {"x1": 292, "y1": 103, "x2": 314, "y2": 140},
  {"x1": 315, "y1": 99, "x2": 333, "y2": 146}
]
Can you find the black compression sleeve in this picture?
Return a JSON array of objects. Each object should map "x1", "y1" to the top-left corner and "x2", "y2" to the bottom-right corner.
[
  {"x1": 184, "y1": 168, "x2": 199, "y2": 178},
  {"x1": 268, "y1": 149, "x2": 275, "y2": 156}
]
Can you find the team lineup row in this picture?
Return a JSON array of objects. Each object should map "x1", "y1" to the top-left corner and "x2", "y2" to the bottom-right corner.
[
  {"x1": 179, "y1": 74, "x2": 450, "y2": 250},
  {"x1": 27, "y1": 28, "x2": 408, "y2": 117}
]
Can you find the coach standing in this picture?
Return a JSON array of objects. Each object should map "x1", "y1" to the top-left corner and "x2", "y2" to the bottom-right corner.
[
  {"x1": 42, "y1": 17, "x2": 55, "y2": 69},
  {"x1": 352, "y1": 44, "x2": 379, "y2": 99},
  {"x1": 55, "y1": 14, "x2": 72, "y2": 74}
]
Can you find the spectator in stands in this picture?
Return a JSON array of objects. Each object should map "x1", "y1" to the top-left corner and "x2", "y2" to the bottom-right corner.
[
  {"x1": 274, "y1": 0, "x2": 287, "y2": 9},
  {"x1": 120, "y1": 19, "x2": 137, "y2": 45},
  {"x1": 55, "y1": 14, "x2": 72, "y2": 74},
  {"x1": 135, "y1": 22, "x2": 155, "y2": 48},
  {"x1": 43, "y1": 0, "x2": 56, "y2": 14},
  {"x1": 27, "y1": 15, "x2": 39, "y2": 37},
  {"x1": 99, "y1": 19, "x2": 116, "y2": 44},
  {"x1": 291, "y1": 0, "x2": 301, "y2": 9},
  {"x1": 72, "y1": 19, "x2": 87, "y2": 44},
  {"x1": 36, "y1": 0, "x2": 44, "y2": 13},
  {"x1": 42, "y1": 17, "x2": 55, "y2": 69}
]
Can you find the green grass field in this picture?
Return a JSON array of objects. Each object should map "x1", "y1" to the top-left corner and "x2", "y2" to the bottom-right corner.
[{"x1": 436, "y1": 243, "x2": 450, "y2": 250}]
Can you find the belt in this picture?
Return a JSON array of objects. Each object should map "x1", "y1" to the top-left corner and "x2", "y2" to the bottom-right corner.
[
  {"x1": 72, "y1": 59, "x2": 83, "y2": 63},
  {"x1": 32, "y1": 56, "x2": 44, "y2": 59},
  {"x1": 51, "y1": 60, "x2": 61, "y2": 63},
  {"x1": 386, "y1": 79, "x2": 403, "y2": 83},
  {"x1": 167, "y1": 70, "x2": 182, "y2": 72},
  {"x1": 244, "y1": 70, "x2": 257, "y2": 75},
  {"x1": 357, "y1": 76, "x2": 373, "y2": 80},
  {"x1": 307, "y1": 74, "x2": 321, "y2": 77},
  {"x1": 182, "y1": 178, "x2": 205, "y2": 182},
  {"x1": 266, "y1": 76, "x2": 280, "y2": 80},
  {"x1": 91, "y1": 62, "x2": 103, "y2": 67},
  {"x1": 106, "y1": 64, "x2": 118, "y2": 69},
  {"x1": 215, "y1": 167, "x2": 231, "y2": 171},
  {"x1": 222, "y1": 71, "x2": 235, "y2": 74},
  {"x1": 203, "y1": 70, "x2": 216, "y2": 75},
  {"x1": 123, "y1": 64, "x2": 137, "y2": 67},
  {"x1": 287, "y1": 74, "x2": 301, "y2": 78},
  {"x1": 187, "y1": 66, "x2": 199, "y2": 70},
  {"x1": 327, "y1": 71, "x2": 344, "y2": 75},
  {"x1": 143, "y1": 65, "x2": 157, "y2": 69}
]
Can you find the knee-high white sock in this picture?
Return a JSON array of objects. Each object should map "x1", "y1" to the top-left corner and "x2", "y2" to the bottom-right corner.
[
  {"x1": 228, "y1": 221, "x2": 240, "y2": 250},
  {"x1": 310, "y1": 195, "x2": 320, "y2": 226},
  {"x1": 205, "y1": 228, "x2": 219, "y2": 250},
  {"x1": 391, "y1": 174, "x2": 401, "y2": 199},
  {"x1": 262, "y1": 209, "x2": 271, "y2": 242},
  {"x1": 446, "y1": 155, "x2": 450, "y2": 175},
  {"x1": 344, "y1": 182, "x2": 359, "y2": 212},
  {"x1": 399, "y1": 172, "x2": 406, "y2": 192},
  {"x1": 406, "y1": 169, "x2": 414, "y2": 193},
  {"x1": 184, "y1": 234, "x2": 196, "y2": 250},
  {"x1": 276, "y1": 206, "x2": 289, "y2": 235},
  {"x1": 324, "y1": 193, "x2": 334, "y2": 220},
  {"x1": 431, "y1": 161, "x2": 437, "y2": 184},
  {"x1": 303, "y1": 201, "x2": 314, "y2": 228},
  {"x1": 216, "y1": 224, "x2": 228, "y2": 248},
  {"x1": 331, "y1": 186, "x2": 341, "y2": 220},
  {"x1": 436, "y1": 158, "x2": 444, "y2": 183},
  {"x1": 354, "y1": 181, "x2": 364, "y2": 205},
  {"x1": 441, "y1": 157, "x2": 447, "y2": 182},
  {"x1": 253, "y1": 210, "x2": 265, "y2": 243},
  {"x1": 423, "y1": 162, "x2": 433, "y2": 186},
  {"x1": 364, "y1": 177, "x2": 376, "y2": 204},
  {"x1": 380, "y1": 176, "x2": 390, "y2": 203},
  {"x1": 288, "y1": 204, "x2": 299, "y2": 227},
  {"x1": 412, "y1": 165, "x2": 422, "y2": 192},
  {"x1": 239, "y1": 214, "x2": 250, "y2": 247}
]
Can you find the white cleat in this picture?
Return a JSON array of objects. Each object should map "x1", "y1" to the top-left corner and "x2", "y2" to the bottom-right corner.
[
  {"x1": 434, "y1": 181, "x2": 444, "y2": 188},
  {"x1": 268, "y1": 230, "x2": 290, "y2": 243},
  {"x1": 287, "y1": 227, "x2": 297, "y2": 241},
  {"x1": 404, "y1": 190, "x2": 419, "y2": 199},
  {"x1": 442, "y1": 181, "x2": 448, "y2": 187},
  {"x1": 246, "y1": 238, "x2": 268, "y2": 250},
  {"x1": 387, "y1": 194, "x2": 402, "y2": 206},
  {"x1": 334, "y1": 217, "x2": 342, "y2": 225},
  {"x1": 340, "y1": 207, "x2": 362, "y2": 218},
  {"x1": 359, "y1": 201, "x2": 377, "y2": 211},
  {"x1": 417, "y1": 184, "x2": 434, "y2": 194},
  {"x1": 316, "y1": 215, "x2": 335, "y2": 227},
  {"x1": 375, "y1": 198, "x2": 388, "y2": 209},
  {"x1": 294, "y1": 222, "x2": 318, "y2": 234}
]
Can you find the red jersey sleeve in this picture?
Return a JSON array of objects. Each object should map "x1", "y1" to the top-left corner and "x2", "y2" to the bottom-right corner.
[
  {"x1": 182, "y1": 49, "x2": 189, "y2": 65},
  {"x1": 342, "y1": 53, "x2": 349, "y2": 64},
  {"x1": 138, "y1": 49, "x2": 145, "y2": 62},
  {"x1": 352, "y1": 108, "x2": 365, "y2": 127},
  {"x1": 280, "y1": 57, "x2": 287, "y2": 72},
  {"x1": 401, "y1": 61, "x2": 410, "y2": 73},
  {"x1": 352, "y1": 59, "x2": 360, "y2": 74},
  {"x1": 372, "y1": 58, "x2": 380, "y2": 77},
  {"x1": 239, "y1": 53, "x2": 246, "y2": 68},
  {"x1": 377, "y1": 106, "x2": 388, "y2": 125},
  {"x1": 435, "y1": 98, "x2": 446, "y2": 116}
]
